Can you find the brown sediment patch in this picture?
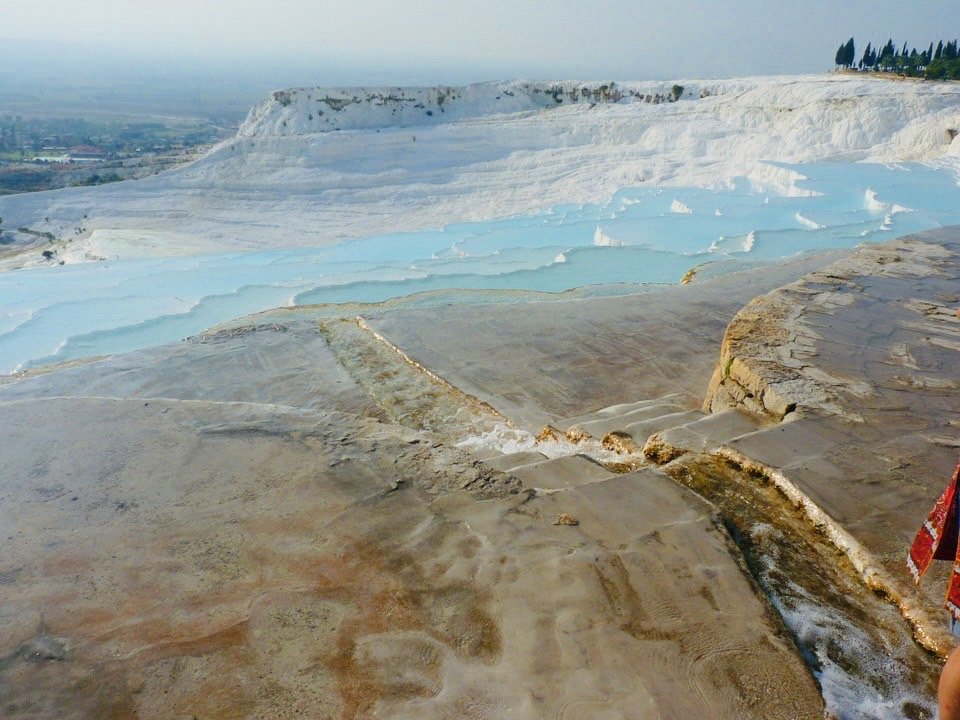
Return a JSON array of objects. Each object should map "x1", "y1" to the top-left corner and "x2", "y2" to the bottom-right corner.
[
  {"x1": 332, "y1": 630, "x2": 444, "y2": 719},
  {"x1": 46, "y1": 521, "x2": 504, "y2": 719},
  {"x1": 0, "y1": 395, "x2": 508, "y2": 717},
  {"x1": 593, "y1": 554, "x2": 678, "y2": 643},
  {"x1": 0, "y1": 652, "x2": 138, "y2": 720},
  {"x1": 133, "y1": 620, "x2": 251, "y2": 664},
  {"x1": 135, "y1": 645, "x2": 262, "y2": 720},
  {"x1": 332, "y1": 628, "x2": 429, "y2": 717},
  {"x1": 601, "y1": 430, "x2": 641, "y2": 455},
  {"x1": 174, "y1": 680, "x2": 258, "y2": 720},
  {"x1": 536, "y1": 424, "x2": 562, "y2": 442},
  {"x1": 310, "y1": 538, "x2": 502, "y2": 719},
  {"x1": 68, "y1": 595, "x2": 246, "y2": 655},
  {"x1": 40, "y1": 553, "x2": 95, "y2": 575},
  {"x1": 335, "y1": 539, "x2": 502, "y2": 659}
]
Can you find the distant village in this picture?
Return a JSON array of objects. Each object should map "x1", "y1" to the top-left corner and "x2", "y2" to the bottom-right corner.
[
  {"x1": 1, "y1": 116, "x2": 214, "y2": 158},
  {"x1": 0, "y1": 115, "x2": 232, "y2": 194}
]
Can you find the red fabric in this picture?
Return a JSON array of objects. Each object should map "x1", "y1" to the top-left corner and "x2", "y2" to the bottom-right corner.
[{"x1": 909, "y1": 461, "x2": 960, "y2": 621}]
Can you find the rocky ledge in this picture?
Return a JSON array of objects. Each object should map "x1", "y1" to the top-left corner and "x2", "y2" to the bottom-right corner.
[{"x1": 703, "y1": 233, "x2": 959, "y2": 422}]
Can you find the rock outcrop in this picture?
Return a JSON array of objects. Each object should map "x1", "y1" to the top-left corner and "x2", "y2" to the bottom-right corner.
[{"x1": 703, "y1": 235, "x2": 957, "y2": 422}]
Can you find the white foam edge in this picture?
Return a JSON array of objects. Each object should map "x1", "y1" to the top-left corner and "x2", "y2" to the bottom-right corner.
[
  {"x1": 795, "y1": 211, "x2": 825, "y2": 230},
  {"x1": 776, "y1": 593, "x2": 930, "y2": 719},
  {"x1": 593, "y1": 226, "x2": 624, "y2": 247},
  {"x1": 865, "y1": 188, "x2": 914, "y2": 216},
  {"x1": 865, "y1": 187, "x2": 885, "y2": 212},
  {"x1": 456, "y1": 421, "x2": 636, "y2": 466}
]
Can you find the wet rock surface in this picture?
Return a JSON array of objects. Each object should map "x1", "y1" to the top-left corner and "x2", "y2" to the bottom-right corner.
[
  {"x1": 6, "y1": 229, "x2": 958, "y2": 717},
  {"x1": 364, "y1": 251, "x2": 851, "y2": 430},
  {"x1": 356, "y1": 228, "x2": 960, "y2": 713},
  {"x1": 0, "y1": 275, "x2": 827, "y2": 718}
]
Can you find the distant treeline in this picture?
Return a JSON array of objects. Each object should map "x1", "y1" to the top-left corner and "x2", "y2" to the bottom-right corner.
[{"x1": 833, "y1": 37, "x2": 960, "y2": 80}]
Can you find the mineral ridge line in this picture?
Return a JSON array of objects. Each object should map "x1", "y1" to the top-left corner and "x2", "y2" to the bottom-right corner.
[{"x1": 353, "y1": 315, "x2": 514, "y2": 427}]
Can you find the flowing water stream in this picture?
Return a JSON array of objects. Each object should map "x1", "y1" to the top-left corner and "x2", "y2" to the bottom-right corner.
[{"x1": 664, "y1": 455, "x2": 940, "y2": 720}]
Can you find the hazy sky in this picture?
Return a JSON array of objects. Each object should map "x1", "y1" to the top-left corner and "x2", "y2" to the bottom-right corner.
[{"x1": 5, "y1": 0, "x2": 960, "y2": 83}]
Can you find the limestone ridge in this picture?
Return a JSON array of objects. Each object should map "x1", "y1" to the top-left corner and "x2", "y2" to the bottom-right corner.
[
  {"x1": 237, "y1": 80, "x2": 699, "y2": 137},
  {"x1": 703, "y1": 235, "x2": 958, "y2": 422}
]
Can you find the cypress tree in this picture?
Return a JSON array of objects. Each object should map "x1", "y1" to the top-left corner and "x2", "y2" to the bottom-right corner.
[
  {"x1": 835, "y1": 43, "x2": 846, "y2": 67},
  {"x1": 828, "y1": 36, "x2": 960, "y2": 80},
  {"x1": 878, "y1": 39, "x2": 894, "y2": 68}
]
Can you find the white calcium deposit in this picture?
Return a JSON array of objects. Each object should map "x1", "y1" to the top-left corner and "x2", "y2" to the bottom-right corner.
[{"x1": 2, "y1": 74, "x2": 959, "y2": 262}]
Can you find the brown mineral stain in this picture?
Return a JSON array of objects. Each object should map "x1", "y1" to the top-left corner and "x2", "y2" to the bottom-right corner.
[
  {"x1": 309, "y1": 539, "x2": 502, "y2": 719},
  {"x1": 133, "y1": 620, "x2": 250, "y2": 665},
  {"x1": 172, "y1": 675, "x2": 258, "y2": 720},
  {"x1": 41, "y1": 552, "x2": 94, "y2": 574}
]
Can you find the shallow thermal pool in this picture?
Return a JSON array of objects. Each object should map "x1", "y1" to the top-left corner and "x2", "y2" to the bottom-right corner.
[{"x1": 2, "y1": 161, "x2": 959, "y2": 374}]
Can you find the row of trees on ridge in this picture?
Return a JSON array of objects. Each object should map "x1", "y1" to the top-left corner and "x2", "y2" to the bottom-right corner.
[{"x1": 834, "y1": 37, "x2": 960, "y2": 80}]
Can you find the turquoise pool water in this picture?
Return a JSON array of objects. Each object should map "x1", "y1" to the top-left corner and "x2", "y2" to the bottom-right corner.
[{"x1": 2, "y1": 161, "x2": 959, "y2": 374}]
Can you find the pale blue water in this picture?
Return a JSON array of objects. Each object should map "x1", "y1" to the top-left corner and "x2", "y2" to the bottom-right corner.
[{"x1": 2, "y1": 161, "x2": 959, "y2": 374}]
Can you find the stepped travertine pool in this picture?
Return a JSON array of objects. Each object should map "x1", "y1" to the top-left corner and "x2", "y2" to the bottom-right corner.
[{"x1": 2, "y1": 160, "x2": 959, "y2": 374}]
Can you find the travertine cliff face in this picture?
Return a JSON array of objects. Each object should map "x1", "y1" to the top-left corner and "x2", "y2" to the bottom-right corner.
[
  {"x1": 237, "y1": 80, "x2": 698, "y2": 137},
  {"x1": 702, "y1": 292, "x2": 804, "y2": 421}
]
